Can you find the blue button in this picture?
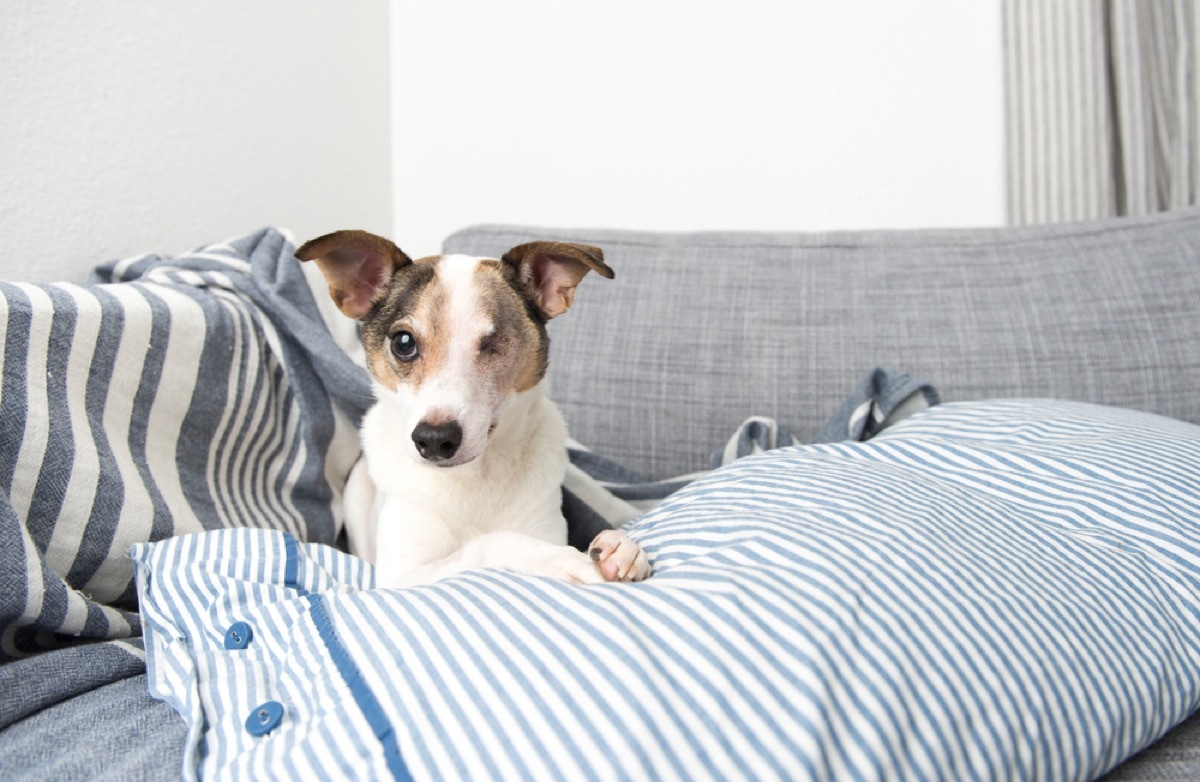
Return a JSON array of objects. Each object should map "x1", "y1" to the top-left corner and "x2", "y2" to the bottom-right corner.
[
  {"x1": 224, "y1": 621, "x2": 253, "y2": 650},
  {"x1": 245, "y1": 701, "x2": 284, "y2": 736}
]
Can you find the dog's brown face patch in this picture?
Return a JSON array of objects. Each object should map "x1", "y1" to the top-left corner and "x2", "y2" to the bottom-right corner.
[
  {"x1": 475, "y1": 259, "x2": 549, "y2": 394},
  {"x1": 358, "y1": 254, "x2": 548, "y2": 417},
  {"x1": 359, "y1": 261, "x2": 438, "y2": 393}
]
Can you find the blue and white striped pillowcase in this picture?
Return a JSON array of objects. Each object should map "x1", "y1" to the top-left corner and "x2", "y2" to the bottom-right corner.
[
  {"x1": 0, "y1": 228, "x2": 365, "y2": 659},
  {"x1": 133, "y1": 399, "x2": 1200, "y2": 781}
]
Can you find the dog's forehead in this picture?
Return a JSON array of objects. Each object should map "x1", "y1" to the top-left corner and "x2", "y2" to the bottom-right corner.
[
  {"x1": 410, "y1": 253, "x2": 501, "y2": 272},
  {"x1": 435, "y1": 254, "x2": 489, "y2": 292},
  {"x1": 375, "y1": 253, "x2": 520, "y2": 326},
  {"x1": 433, "y1": 254, "x2": 522, "y2": 317}
]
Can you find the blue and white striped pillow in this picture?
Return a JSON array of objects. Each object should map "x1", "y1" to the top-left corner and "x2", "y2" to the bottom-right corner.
[
  {"x1": 132, "y1": 400, "x2": 1200, "y2": 781},
  {"x1": 0, "y1": 228, "x2": 369, "y2": 659}
]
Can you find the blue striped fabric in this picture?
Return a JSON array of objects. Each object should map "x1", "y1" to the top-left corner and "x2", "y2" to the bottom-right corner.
[
  {"x1": 132, "y1": 400, "x2": 1200, "y2": 781},
  {"x1": 0, "y1": 228, "x2": 370, "y2": 660}
]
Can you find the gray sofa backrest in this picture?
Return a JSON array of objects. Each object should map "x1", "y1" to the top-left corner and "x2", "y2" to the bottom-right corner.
[{"x1": 444, "y1": 207, "x2": 1200, "y2": 480}]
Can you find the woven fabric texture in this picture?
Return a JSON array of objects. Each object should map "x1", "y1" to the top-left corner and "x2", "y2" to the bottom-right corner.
[{"x1": 445, "y1": 206, "x2": 1200, "y2": 479}]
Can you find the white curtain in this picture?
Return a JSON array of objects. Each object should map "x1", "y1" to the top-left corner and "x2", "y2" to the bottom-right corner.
[{"x1": 1004, "y1": 0, "x2": 1199, "y2": 224}]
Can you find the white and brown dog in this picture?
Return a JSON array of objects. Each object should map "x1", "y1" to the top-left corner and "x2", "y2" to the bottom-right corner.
[{"x1": 297, "y1": 230, "x2": 649, "y2": 588}]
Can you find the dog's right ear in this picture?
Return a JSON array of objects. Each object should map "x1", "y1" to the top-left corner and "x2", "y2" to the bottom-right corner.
[{"x1": 295, "y1": 230, "x2": 412, "y2": 319}]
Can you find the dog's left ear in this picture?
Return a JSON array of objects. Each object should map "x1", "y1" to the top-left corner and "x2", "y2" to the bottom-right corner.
[
  {"x1": 295, "y1": 230, "x2": 412, "y2": 320},
  {"x1": 502, "y1": 241, "x2": 614, "y2": 320}
]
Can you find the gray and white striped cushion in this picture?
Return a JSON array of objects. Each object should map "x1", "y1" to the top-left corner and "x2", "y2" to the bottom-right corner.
[
  {"x1": 132, "y1": 399, "x2": 1200, "y2": 780},
  {"x1": 0, "y1": 228, "x2": 369, "y2": 659}
]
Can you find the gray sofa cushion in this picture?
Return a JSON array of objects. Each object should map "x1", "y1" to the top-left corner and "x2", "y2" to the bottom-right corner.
[{"x1": 445, "y1": 206, "x2": 1200, "y2": 480}]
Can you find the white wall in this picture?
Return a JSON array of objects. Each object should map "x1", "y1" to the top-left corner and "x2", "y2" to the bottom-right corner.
[
  {"x1": 0, "y1": 1, "x2": 392, "y2": 283},
  {"x1": 2, "y1": 2, "x2": 1004, "y2": 281},
  {"x1": 392, "y1": 1, "x2": 1005, "y2": 258}
]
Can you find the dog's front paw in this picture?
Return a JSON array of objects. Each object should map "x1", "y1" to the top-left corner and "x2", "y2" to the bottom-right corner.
[
  {"x1": 588, "y1": 530, "x2": 650, "y2": 582},
  {"x1": 531, "y1": 546, "x2": 607, "y2": 585}
]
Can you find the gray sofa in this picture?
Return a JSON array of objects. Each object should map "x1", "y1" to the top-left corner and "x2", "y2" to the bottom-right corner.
[
  {"x1": 444, "y1": 206, "x2": 1200, "y2": 780},
  {"x1": 2, "y1": 207, "x2": 1198, "y2": 780}
]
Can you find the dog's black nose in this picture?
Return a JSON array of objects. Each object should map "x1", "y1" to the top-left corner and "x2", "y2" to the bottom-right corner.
[{"x1": 412, "y1": 421, "x2": 463, "y2": 462}]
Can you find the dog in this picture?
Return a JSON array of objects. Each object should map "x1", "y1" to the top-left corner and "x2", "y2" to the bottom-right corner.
[{"x1": 296, "y1": 230, "x2": 650, "y2": 588}]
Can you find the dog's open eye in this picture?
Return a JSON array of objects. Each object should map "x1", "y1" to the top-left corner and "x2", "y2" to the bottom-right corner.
[{"x1": 390, "y1": 331, "x2": 419, "y2": 362}]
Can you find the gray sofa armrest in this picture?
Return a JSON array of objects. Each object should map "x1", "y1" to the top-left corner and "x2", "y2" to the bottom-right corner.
[{"x1": 445, "y1": 207, "x2": 1200, "y2": 480}]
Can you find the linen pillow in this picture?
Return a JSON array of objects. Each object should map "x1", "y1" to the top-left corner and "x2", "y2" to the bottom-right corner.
[
  {"x1": 133, "y1": 400, "x2": 1200, "y2": 780},
  {"x1": 0, "y1": 228, "x2": 369, "y2": 659}
]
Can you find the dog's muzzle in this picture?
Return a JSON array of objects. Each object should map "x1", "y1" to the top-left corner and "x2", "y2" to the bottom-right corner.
[{"x1": 412, "y1": 420, "x2": 463, "y2": 463}]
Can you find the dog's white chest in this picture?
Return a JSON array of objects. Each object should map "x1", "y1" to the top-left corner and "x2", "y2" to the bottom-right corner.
[{"x1": 362, "y1": 384, "x2": 570, "y2": 576}]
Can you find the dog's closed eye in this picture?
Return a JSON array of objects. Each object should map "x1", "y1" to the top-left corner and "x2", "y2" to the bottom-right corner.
[{"x1": 479, "y1": 333, "x2": 509, "y2": 356}]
